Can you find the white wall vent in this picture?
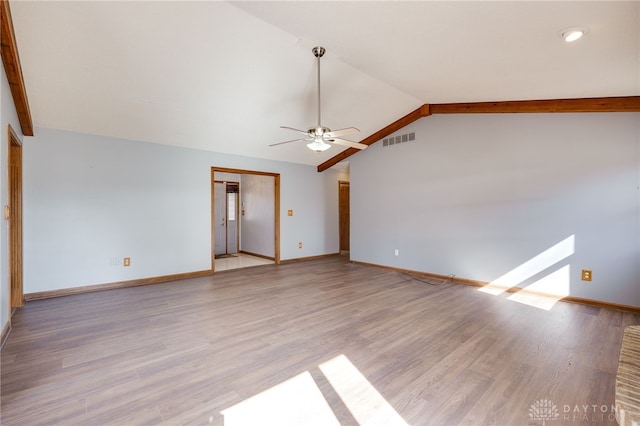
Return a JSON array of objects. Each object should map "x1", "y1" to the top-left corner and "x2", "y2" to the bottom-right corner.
[{"x1": 382, "y1": 132, "x2": 415, "y2": 147}]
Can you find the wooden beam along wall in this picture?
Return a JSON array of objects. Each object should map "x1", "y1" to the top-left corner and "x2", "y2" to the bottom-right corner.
[
  {"x1": 318, "y1": 96, "x2": 640, "y2": 172},
  {"x1": 0, "y1": 0, "x2": 33, "y2": 136},
  {"x1": 317, "y1": 105, "x2": 431, "y2": 172},
  {"x1": 430, "y1": 96, "x2": 640, "y2": 114}
]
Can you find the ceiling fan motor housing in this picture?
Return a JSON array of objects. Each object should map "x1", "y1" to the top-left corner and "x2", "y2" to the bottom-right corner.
[
  {"x1": 312, "y1": 46, "x2": 325, "y2": 58},
  {"x1": 310, "y1": 126, "x2": 330, "y2": 137}
]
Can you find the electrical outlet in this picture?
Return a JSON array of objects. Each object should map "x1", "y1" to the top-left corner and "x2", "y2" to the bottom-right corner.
[
  {"x1": 298, "y1": 242, "x2": 302, "y2": 249},
  {"x1": 124, "y1": 257, "x2": 131, "y2": 267},
  {"x1": 581, "y1": 269, "x2": 592, "y2": 281},
  {"x1": 395, "y1": 249, "x2": 399, "y2": 256},
  {"x1": 288, "y1": 210, "x2": 293, "y2": 216}
]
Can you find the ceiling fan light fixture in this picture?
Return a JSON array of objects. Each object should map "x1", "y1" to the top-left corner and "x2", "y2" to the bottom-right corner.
[
  {"x1": 307, "y1": 140, "x2": 332, "y2": 152},
  {"x1": 561, "y1": 27, "x2": 587, "y2": 42},
  {"x1": 271, "y1": 46, "x2": 363, "y2": 153}
]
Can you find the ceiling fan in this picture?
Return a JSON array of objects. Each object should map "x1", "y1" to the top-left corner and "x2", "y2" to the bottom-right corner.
[{"x1": 270, "y1": 46, "x2": 367, "y2": 153}]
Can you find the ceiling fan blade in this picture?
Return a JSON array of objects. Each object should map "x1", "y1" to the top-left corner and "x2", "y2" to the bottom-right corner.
[
  {"x1": 280, "y1": 126, "x2": 311, "y2": 136},
  {"x1": 325, "y1": 127, "x2": 360, "y2": 138},
  {"x1": 329, "y1": 138, "x2": 368, "y2": 150},
  {"x1": 269, "y1": 138, "x2": 311, "y2": 147}
]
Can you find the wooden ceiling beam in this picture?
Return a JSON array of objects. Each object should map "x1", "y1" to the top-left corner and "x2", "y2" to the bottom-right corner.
[
  {"x1": 1, "y1": 0, "x2": 33, "y2": 136},
  {"x1": 430, "y1": 96, "x2": 640, "y2": 114},
  {"x1": 318, "y1": 96, "x2": 640, "y2": 172},
  {"x1": 317, "y1": 104, "x2": 431, "y2": 172}
]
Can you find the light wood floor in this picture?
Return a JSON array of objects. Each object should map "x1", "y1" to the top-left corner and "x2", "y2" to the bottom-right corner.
[
  {"x1": 2, "y1": 255, "x2": 638, "y2": 425},
  {"x1": 214, "y1": 253, "x2": 274, "y2": 272}
]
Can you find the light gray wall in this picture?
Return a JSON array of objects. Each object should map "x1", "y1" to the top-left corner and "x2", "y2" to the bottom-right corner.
[
  {"x1": 241, "y1": 174, "x2": 275, "y2": 257},
  {"x1": 350, "y1": 112, "x2": 640, "y2": 307},
  {"x1": 23, "y1": 127, "x2": 343, "y2": 294},
  {"x1": 215, "y1": 172, "x2": 241, "y2": 183},
  {"x1": 1, "y1": 65, "x2": 23, "y2": 332},
  {"x1": 280, "y1": 162, "x2": 343, "y2": 258}
]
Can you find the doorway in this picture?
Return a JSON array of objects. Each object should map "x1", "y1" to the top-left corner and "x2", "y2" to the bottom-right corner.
[
  {"x1": 211, "y1": 167, "x2": 280, "y2": 272},
  {"x1": 339, "y1": 181, "x2": 350, "y2": 253},
  {"x1": 214, "y1": 181, "x2": 239, "y2": 258},
  {"x1": 8, "y1": 125, "x2": 23, "y2": 313}
]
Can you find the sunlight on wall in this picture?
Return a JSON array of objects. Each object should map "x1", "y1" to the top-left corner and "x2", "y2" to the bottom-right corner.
[
  {"x1": 506, "y1": 264, "x2": 571, "y2": 310},
  {"x1": 478, "y1": 235, "x2": 575, "y2": 296},
  {"x1": 319, "y1": 354, "x2": 409, "y2": 426},
  {"x1": 220, "y1": 371, "x2": 340, "y2": 426},
  {"x1": 221, "y1": 354, "x2": 408, "y2": 425}
]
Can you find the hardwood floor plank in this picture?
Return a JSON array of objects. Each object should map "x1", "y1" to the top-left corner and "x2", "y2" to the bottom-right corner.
[{"x1": 1, "y1": 255, "x2": 637, "y2": 425}]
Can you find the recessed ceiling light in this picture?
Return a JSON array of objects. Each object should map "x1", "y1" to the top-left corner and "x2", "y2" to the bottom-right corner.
[{"x1": 561, "y1": 27, "x2": 588, "y2": 42}]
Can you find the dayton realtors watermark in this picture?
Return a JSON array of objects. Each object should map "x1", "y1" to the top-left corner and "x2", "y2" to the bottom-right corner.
[{"x1": 529, "y1": 399, "x2": 617, "y2": 424}]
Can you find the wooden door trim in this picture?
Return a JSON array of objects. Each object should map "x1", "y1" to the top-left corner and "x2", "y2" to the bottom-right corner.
[
  {"x1": 211, "y1": 167, "x2": 280, "y2": 271},
  {"x1": 338, "y1": 180, "x2": 350, "y2": 253},
  {"x1": 8, "y1": 124, "x2": 23, "y2": 312}
]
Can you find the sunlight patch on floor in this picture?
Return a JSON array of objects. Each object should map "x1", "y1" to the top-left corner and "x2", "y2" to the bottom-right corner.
[
  {"x1": 478, "y1": 234, "x2": 574, "y2": 296},
  {"x1": 220, "y1": 371, "x2": 340, "y2": 426},
  {"x1": 319, "y1": 354, "x2": 409, "y2": 426},
  {"x1": 221, "y1": 354, "x2": 408, "y2": 425},
  {"x1": 507, "y1": 264, "x2": 571, "y2": 310}
]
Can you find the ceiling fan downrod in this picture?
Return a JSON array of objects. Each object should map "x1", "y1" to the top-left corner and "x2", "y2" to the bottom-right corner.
[{"x1": 312, "y1": 46, "x2": 325, "y2": 129}]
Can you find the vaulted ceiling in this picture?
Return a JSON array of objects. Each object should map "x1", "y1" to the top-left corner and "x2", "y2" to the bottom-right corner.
[{"x1": 9, "y1": 1, "x2": 640, "y2": 167}]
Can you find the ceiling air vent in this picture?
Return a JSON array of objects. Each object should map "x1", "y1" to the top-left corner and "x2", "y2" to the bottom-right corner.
[{"x1": 382, "y1": 132, "x2": 415, "y2": 147}]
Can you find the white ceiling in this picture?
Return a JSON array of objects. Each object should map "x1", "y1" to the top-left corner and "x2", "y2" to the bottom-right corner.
[{"x1": 9, "y1": 1, "x2": 640, "y2": 167}]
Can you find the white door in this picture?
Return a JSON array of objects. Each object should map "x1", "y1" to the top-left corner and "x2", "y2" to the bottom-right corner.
[
  {"x1": 214, "y1": 182, "x2": 227, "y2": 256},
  {"x1": 226, "y1": 190, "x2": 238, "y2": 254}
]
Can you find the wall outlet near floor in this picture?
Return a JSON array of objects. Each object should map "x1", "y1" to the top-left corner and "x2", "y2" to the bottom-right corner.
[
  {"x1": 298, "y1": 242, "x2": 302, "y2": 249},
  {"x1": 395, "y1": 249, "x2": 399, "y2": 256},
  {"x1": 581, "y1": 269, "x2": 592, "y2": 281},
  {"x1": 124, "y1": 257, "x2": 131, "y2": 267}
]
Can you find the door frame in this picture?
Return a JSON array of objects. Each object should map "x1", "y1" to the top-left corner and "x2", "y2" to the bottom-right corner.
[
  {"x1": 338, "y1": 180, "x2": 350, "y2": 253},
  {"x1": 213, "y1": 180, "x2": 240, "y2": 256},
  {"x1": 8, "y1": 125, "x2": 23, "y2": 312},
  {"x1": 211, "y1": 167, "x2": 280, "y2": 271}
]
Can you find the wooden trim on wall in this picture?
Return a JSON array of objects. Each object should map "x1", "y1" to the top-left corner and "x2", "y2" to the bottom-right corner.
[
  {"x1": 8, "y1": 125, "x2": 23, "y2": 310},
  {"x1": 239, "y1": 250, "x2": 275, "y2": 261},
  {"x1": 213, "y1": 167, "x2": 279, "y2": 177},
  {"x1": 318, "y1": 96, "x2": 640, "y2": 172},
  {"x1": 211, "y1": 172, "x2": 219, "y2": 270},
  {"x1": 279, "y1": 253, "x2": 340, "y2": 264},
  {"x1": 351, "y1": 260, "x2": 640, "y2": 314},
  {"x1": 274, "y1": 174, "x2": 280, "y2": 263},
  {"x1": 0, "y1": 320, "x2": 10, "y2": 350},
  {"x1": 0, "y1": 0, "x2": 33, "y2": 136},
  {"x1": 24, "y1": 269, "x2": 213, "y2": 301}
]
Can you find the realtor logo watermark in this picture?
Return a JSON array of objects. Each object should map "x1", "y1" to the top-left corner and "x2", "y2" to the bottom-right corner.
[
  {"x1": 529, "y1": 399, "x2": 617, "y2": 424},
  {"x1": 529, "y1": 399, "x2": 559, "y2": 425}
]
